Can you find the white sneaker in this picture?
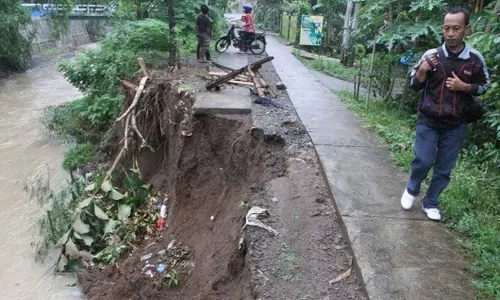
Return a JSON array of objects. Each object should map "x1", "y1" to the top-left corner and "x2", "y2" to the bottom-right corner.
[
  {"x1": 400, "y1": 189, "x2": 416, "y2": 210},
  {"x1": 422, "y1": 206, "x2": 441, "y2": 221}
]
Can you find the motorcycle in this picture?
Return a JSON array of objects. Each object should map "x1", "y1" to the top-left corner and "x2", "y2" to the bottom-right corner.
[{"x1": 215, "y1": 25, "x2": 266, "y2": 55}]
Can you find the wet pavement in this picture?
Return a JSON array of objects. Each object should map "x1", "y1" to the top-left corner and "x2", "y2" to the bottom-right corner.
[{"x1": 265, "y1": 35, "x2": 474, "y2": 300}]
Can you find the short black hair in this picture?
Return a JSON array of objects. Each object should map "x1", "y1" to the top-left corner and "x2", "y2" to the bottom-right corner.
[
  {"x1": 201, "y1": 4, "x2": 209, "y2": 14},
  {"x1": 447, "y1": 7, "x2": 470, "y2": 26}
]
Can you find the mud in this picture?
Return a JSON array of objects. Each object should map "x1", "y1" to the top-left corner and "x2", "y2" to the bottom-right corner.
[
  {"x1": 245, "y1": 54, "x2": 368, "y2": 300},
  {"x1": 78, "y1": 56, "x2": 368, "y2": 299},
  {"x1": 78, "y1": 67, "x2": 286, "y2": 300}
]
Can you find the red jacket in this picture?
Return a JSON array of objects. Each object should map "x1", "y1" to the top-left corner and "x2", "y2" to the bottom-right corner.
[{"x1": 242, "y1": 13, "x2": 255, "y2": 33}]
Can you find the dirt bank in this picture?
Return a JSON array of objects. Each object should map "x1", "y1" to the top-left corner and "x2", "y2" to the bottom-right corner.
[
  {"x1": 78, "y1": 67, "x2": 286, "y2": 299},
  {"x1": 78, "y1": 57, "x2": 368, "y2": 299}
]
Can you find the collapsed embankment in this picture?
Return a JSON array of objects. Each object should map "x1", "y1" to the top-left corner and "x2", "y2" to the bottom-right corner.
[{"x1": 78, "y1": 68, "x2": 286, "y2": 300}]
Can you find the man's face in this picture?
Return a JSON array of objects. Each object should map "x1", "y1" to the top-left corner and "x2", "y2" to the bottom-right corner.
[{"x1": 443, "y1": 12, "x2": 468, "y2": 49}]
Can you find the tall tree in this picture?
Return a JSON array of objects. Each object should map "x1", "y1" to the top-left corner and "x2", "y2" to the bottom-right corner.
[
  {"x1": 165, "y1": 0, "x2": 177, "y2": 64},
  {"x1": 340, "y1": 0, "x2": 354, "y2": 65}
]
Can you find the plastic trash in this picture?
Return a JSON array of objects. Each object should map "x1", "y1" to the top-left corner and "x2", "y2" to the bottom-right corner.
[
  {"x1": 156, "y1": 204, "x2": 167, "y2": 230},
  {"x1": 156, "y1": 264, "x2": 167, "y2": 274},
  {"x1": 242, "y1": 206, "x2": 278, "y2": 236},
  {"x1": 140, "y1": 253, "x2": 153, "y2": 261}
]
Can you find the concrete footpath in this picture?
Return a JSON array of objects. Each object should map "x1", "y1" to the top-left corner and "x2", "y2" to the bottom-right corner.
[{"x1": 266, "y1": 36, "x2": 474, "y2": 300}]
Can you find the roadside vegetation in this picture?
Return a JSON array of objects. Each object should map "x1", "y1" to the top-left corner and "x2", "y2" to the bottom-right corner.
[
  {"x1": 25, "y1": 0, "x2": 227, "y2": 276},
  {"x1": 273, "y1": 0, "x2": 499, "y2": 297},
  {"x1": 0, "y1": 0, "x2": 34, "y2": 73}
]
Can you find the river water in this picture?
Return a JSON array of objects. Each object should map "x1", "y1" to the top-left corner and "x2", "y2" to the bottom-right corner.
[{"x1": 0, "y1": 61, "x2": 84, "y2": 299}]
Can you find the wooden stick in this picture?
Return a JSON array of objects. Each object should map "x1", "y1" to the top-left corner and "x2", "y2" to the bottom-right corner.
[
  {"x1": 366, "y1": 42, "x2": 376, "y2": 107},
  {"x1": 206, "y1": 56, "x2": 274, "y2": 90},
  {"x1": 209, "y1": 72, "x2": 251, "y2": 81},
  {"x1": 131, "y1": 108, "x2": 147, "y2": 147},
  {"x1": 228, "y1": 80, "x2": 255, "y2": 86},
  {"x1": 137, "y1": 57, "x2": 150, "y2": 77},
  {"x1": 105, "y1": 145, "x2": 127, "y2": 181},
  {"x1": 124, "y1": 114, "x2": 131, "y2": 150},
  {"x1": 255, "y1": 71, "x2": 277, "y2": 97},
  {"x1": 209, "y1": 71, "x2": 229, "y2": 76},
  {"x1": 247, "y1": 66, "x2": 265, "y2": 97},
  {"x1": 120, "y1": 79, "x2": 138, "y2": 92},
  {"x1": 116, "y1": 76, "x2": 148, "y2": 122}
]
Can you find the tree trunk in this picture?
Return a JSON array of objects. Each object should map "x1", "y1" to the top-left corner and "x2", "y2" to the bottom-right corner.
[
  {"x1": 165, "y1": 0, "x2": 177, "y2": 64},
  {"x1": 351, "y1": 1, "x2": 361, "y2": 32},
  {"x1": 340, "y1": 0, "x2": 354, "y2": 66}
]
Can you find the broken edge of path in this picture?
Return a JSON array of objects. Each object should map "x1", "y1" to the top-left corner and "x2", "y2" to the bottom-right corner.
[{"x1": 265, "y1": 35, "x2": 475, "y2": 300}]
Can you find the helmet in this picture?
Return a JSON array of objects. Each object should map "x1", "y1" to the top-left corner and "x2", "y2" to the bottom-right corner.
[{"x1": 243, "y1": 4, "x2": 252, "y2": 13}]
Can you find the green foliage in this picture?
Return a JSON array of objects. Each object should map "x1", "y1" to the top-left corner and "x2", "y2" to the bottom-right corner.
[
  {"x1": 466, "y1": 3, "x2": 500, "y2": 166},
  {"x1": 63, "y1": 143, "x2": 93, "y2": 171},
  {"x1": 301, "y1": 55, "x2": 357, "y2": 82},
  {"x1": 44, "y1": 19, "x2": 170, "y2": 170},
  {"x1": 26, "y1": 170, "x2": 156, "y2": 270},
  {"x1": 0, "y1": 0, "x2": 34, "y2": 71},
  {"x1": 165, "y1": 269, "x2": 180, "y2": 288}
]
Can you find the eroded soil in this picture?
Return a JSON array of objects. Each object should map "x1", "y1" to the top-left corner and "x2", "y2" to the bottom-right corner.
[{"x1": 78, "y1": 56, "x2": 367, "y2": 300}]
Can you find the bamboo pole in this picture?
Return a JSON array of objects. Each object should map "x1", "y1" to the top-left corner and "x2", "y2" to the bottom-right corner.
[{"x1": 366, "y1": 41, "x2": 376, "y2": 107}]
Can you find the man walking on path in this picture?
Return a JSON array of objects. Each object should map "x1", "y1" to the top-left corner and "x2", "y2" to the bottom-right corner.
[
  {"x1": 401, "y1": 7, "x2": 489, "y2": 221},
  {"x1": 196, "y1": 4, "x2": 212, "y2": 62}
]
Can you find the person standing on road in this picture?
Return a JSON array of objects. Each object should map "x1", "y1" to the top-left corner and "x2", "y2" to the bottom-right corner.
[
  {"x1": 237, "y1": 4, "x2": 255, "y2": 53},
  {"x1": 400, "y1": 7, "x2": 489, "y2": 221},
  {"x1": 196, "y1": 4, "x2": 212, "y2": 62}
]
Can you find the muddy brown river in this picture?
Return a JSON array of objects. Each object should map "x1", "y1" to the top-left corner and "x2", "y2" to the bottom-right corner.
[{"x1": 0, "y1": 61, "x2": 84, "y2": 299}]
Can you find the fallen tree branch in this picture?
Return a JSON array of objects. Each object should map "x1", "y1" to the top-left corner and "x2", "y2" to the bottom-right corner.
[
  {"x1": 105, "y1": 145, "x2": 127, "y2": 181},
  {"x1": 137, "y1": 57, "x2": 150, "y2": 77},
  {"x1": 120, "y1": 80, "x2": 138, "y2": 94},
  {"x1": 124, "y1": 114, "x2": 131, "y2": 150},
  {"x1": 116, "y1": 76, "x2": 148, "y2": 122},
  {"x1": 106, "y1": 58, "x2": 151, "y2": 181},
  {"x1": 131, "y1": 107, "x2": 147, "y2": 147},
  {"x1": 206, "y1": 56, "x2": 274, "y2": 90}
]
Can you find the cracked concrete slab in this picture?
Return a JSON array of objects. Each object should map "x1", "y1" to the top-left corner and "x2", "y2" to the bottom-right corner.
[
  {"x1": 344, "y1": 216, "x2": 472, "y2": 300},
  {"x1": 193, "y1": 86, "x2": 252, "y2": 115},
  {"x1": 315, "y1": 144, "x2": 424, "y2": 219},
  {"x1": 266, "y1": 34, "x2": 474, "y2": 300}
]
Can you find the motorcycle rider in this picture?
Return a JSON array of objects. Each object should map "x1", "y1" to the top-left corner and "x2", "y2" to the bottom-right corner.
[{"x1": 237, "y1": 4, "x2": 255, "y2": 53}]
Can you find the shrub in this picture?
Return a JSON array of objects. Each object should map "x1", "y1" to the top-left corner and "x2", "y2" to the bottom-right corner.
[
  {"x1": 63, "y1": 143, "x2": 93, "y2": 171},
  {"x1": 0, "y1": 0, "x2": 34, "y2": 71}
]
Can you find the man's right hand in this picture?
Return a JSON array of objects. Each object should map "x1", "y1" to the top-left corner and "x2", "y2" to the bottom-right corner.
[
  {"x1": 419, "y1": 55, "x2": 438, "y2": 73},
  {"x1": 415, "y1": 55, "x2": 437, "y2": 83}
]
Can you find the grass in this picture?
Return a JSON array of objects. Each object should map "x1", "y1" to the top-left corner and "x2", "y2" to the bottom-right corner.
[
  {"x1": 62, "y1": 143, "x2": 93, "y2": 171},
  {"x1": 336, "y1": 91, "x2": 500, "y2": 299},
  {"x1": 280, "y1": 243, "x2": 298, "y2": 281},
  {"x1": 292, "y1": 49, "x2": 358, "y2": 82}
]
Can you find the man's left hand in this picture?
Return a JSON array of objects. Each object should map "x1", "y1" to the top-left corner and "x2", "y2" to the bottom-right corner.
[{"x1": 446, "y1": 72, "x2": 470, "y2": 92}]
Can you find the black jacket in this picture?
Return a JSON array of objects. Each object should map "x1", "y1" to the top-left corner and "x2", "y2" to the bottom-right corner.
[
  {"x1": 410, "y1": 44, "x2": 490, "y2": 127},
  {"x1": 196, "y1": 14, "x2": 212, "y2": 37}
]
